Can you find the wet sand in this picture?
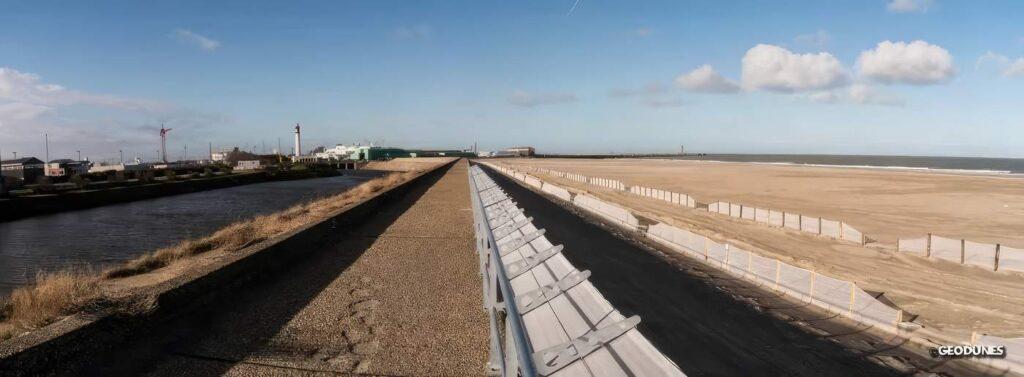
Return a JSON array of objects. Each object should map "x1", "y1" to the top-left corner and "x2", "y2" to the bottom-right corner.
[{"x1": 499, "y1": 158, "x2": 1024, "y2": 341}]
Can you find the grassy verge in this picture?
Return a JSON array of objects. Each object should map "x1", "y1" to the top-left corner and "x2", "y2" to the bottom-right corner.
[{"x1": 0, "y1": 170, "x2": 417, "y2": 341}]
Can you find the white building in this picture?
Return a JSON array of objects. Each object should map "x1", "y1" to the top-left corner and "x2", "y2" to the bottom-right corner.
[
  {"x1": 236, "y1": 160, "x2": 262, "y2": 170},
  {"x1": 314, "y1": 144, "x2": 364, "y2": 160}
]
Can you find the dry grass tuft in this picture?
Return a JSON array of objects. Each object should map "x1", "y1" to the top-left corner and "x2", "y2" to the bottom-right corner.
[
  {"x1": 2, "y1": 168, "x2": 427, "y2": 342},
  {"x1": 0, "y1": 270, "x2": 99, "y2": 340}
]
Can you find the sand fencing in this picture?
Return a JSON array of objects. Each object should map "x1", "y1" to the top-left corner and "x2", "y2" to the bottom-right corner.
[
  {"x1": 504, "y1": 162, "x2": 1024, "y2": 275},
  {"x1": 646, "y1": 222, "x2": 903, "y2": 332},
  {"x1": 632, "y1": 186, "x2": 697, "y2": 208},
  {"x1": 897, "y1": 234, "x2": 1024, "y2": 273},
  {"x1": 708, "y1": 201, "x2": 865, "y2": 244}
]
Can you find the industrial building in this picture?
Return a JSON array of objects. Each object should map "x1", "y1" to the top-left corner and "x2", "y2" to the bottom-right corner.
[
  {"x1": 45, "y1": 159, "x2": 91, "y2": 177},
  {"x1": 1, "y1": 157, "x2": 46, "y2": 183},
  {"x1": 494, "y1": 146, "x2": 535, "y2": 157}
]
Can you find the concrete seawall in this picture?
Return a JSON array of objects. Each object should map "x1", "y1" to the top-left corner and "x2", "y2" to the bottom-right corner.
[{"x1": 0, "y1": 159, "x2": 457, "y2": 376}]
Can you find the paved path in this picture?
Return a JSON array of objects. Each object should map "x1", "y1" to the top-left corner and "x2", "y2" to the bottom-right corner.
[{"x1": 93, "y1": 160, "x2": 488, "y2": 376}]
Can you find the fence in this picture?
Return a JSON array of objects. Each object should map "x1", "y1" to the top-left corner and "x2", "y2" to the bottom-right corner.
[
  {"x1": 645, "y1": 222, "x2": 903, "y2": 331},
  {"x1": 491, "y1": 162, "x2": 1024, "y2": 374},
  {"x1": 500, "y1": 163, "x2": 1024, "y2": 274},
  {"x1": 634, "y1": 186, "x2": 697, "y2": 208},
  {"x1": 897, "y1": 234, "x2": 1024, "y2": 272},
  {"x1": 469, "y1": 164, "x2": 684, "y2": 376}
]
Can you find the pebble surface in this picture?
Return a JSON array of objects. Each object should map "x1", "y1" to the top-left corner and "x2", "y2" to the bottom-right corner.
[{"x1": 138, "y1": 160, "x2": 489, "y2": 376}]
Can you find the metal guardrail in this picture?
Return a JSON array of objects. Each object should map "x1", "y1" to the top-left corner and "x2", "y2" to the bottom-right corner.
[
  {"x1": 470, "y1": 163, "x2": 686, "y2": 376},
  {"x1": 469, "y1": 165, "x2": 538, "y2": 376}
]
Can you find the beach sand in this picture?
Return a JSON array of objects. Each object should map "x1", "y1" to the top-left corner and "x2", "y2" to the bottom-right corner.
[{"x1": 498, "y1": 158, "x2": 1024, "y2": 340}]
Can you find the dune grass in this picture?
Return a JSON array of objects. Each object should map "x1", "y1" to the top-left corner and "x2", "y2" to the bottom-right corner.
[{"x1": 0, "y1": 170, "x2": 417, "y2": 341}]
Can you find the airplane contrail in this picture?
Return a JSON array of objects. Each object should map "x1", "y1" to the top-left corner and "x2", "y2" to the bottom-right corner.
[{"x1": 567, "y1": 0, "x2": 582, "y2": 15}]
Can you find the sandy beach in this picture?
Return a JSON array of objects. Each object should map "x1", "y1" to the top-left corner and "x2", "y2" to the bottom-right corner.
[
  {"x1": 504, "y1": 158, "x2": 1024, "y2": 247},
  {"x1": 498, "y1": 158, "x2": 1024, "y2": 340}
]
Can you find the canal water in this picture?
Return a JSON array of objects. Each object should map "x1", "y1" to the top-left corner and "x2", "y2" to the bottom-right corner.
[{"x1": 0, "y1": 175, "x2": 368, "y2": 297}]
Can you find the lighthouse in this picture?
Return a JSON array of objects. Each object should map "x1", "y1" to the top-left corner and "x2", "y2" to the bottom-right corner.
[{"x1": 293, "y1": 123, "x2": 302, "y2": 158}]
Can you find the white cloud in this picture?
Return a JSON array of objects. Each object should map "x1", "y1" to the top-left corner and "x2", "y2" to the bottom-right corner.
[
  {"x1": 507, "y1": 90, "x2": 576, "y2": 107},
  {"x1": 0, "y1": 67, "x2": 225, "y2": 159},
  {"x1": 794, "y1": 30, "x2": 831, "y2": 49},
  {"x1": 975, "y1": 51, "x2": 1024, "y2": 78},
  {"x1": 848, "y1": 84, "x2": 905, "y2": 106},
  {"x1": 975, "y1": 51, "x2": 1010, "y2": 70},
  {"x1": 887, "y1": 0, "x2": 934, "y2": 13},
  {"x1": 1005, "y1": 59, "x2": 1024, "y2": 77},
  {"x1": 807, "y1": 91, "x2": 839, "y2": 104},
  {"x1": 741, "y1": 44, "x2": 848, "y2": 92},
  {"x1": 806, "y1": 84, "x2": 904, "y2": 107},
  {"x1": 675, "y1": 65, "x2": 741, "y2": 94},
  {"x1": 172, "y1": 29, "x2": 220, "y2": 51},
  {"x1": 857, "y1": 40, "x2": 955, "y2": 85}
]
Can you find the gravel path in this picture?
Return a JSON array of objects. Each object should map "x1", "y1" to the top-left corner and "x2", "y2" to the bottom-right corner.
[{"x1": 91, "y1": 160, "x2": 489, "y2": 376}]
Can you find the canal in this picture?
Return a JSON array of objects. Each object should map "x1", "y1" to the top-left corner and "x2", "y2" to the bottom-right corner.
[{"x1": 0, "y1": 175, "x2": 368, "y2": 297}]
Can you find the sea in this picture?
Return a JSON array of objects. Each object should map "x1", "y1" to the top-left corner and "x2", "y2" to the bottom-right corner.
[{"x1": 664, "y1": 154, "x2": 1024, "y2": 175}]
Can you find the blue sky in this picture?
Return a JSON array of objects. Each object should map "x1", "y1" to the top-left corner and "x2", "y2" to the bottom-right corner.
[{"x1": 1, "y1": 0, "x2": 1023, "y2": 161}]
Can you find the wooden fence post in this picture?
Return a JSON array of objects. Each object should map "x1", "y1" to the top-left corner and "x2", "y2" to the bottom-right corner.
[
  {"x1": 926, "y1": 233, "x2": 932, "y2": 258},
  {"x1": 995, "y1": 244, "x2": 1001, "y2": 271}
]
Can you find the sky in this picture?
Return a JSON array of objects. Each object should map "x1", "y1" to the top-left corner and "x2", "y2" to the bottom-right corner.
[{"x1": 1, "y1": 0, "x2": 1023, "y2": 161}]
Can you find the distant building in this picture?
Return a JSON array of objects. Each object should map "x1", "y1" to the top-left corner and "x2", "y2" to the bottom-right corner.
[
  {"x1": 89, "y1": 163, "x2": 148, "y2": 174},
  {"x1": 1, "y1": 157, "x2": 46, "y2": 183},
  {"x1": 46, "y1": 159, "x2": 90, "y2": 177},
  {"x1": 508, "y1": 146, "x2": 535, "y2": 156},
  {"x1": 314, "y1": 144, "x2": 364, "y2": 160},
  {"x1": 236, "y1": 160, "x2": 262, "y2": 170},
  {"x1": 494, "y1": 146, "x2": 535, "y2": 157},
  {"x1": 211, "y1": 151, "x2": 229, "y2": 162}
]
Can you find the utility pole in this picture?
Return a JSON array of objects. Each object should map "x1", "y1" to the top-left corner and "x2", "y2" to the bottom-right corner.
[
  {"x1": 45, "y1": 133, "x2": 49, "y2": 162},
  {"x1": 119, "y1": 150, "x2": 124, "y2": 164},
  {"x1": 77, "y1": 150, "x2": 81, "y2": 161},
  {"x1": 277, "y1": 137, "x2": 281, "y2": 156},
  {"x1": 208, "y1": 142, "x2": 213, "y2": 161},
  {"x1": 13, "y1": 152, "x2": 17, "y2": 159},
  {"x1": 184, "y1": 145, "x2": 188, "y2": 161}
]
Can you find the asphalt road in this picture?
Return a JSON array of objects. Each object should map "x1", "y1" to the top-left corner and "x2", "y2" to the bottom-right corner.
[{"x1": 482, "y1": 163, "x2": 902, "y2": 377}]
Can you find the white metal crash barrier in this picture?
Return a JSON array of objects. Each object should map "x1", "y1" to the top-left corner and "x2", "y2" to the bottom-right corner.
[{"x1": 469, "y1": 165, "x2": 684, "y2": 376}]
